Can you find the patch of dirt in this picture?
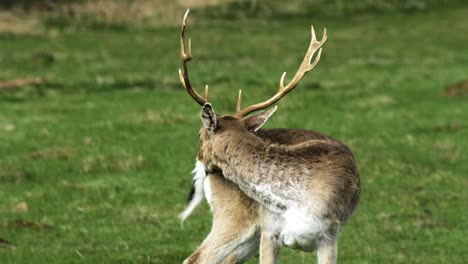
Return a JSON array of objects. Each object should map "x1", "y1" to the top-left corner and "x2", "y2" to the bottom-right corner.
[
  {"x1": 14, "y1": 219, "x2": 54, "y2": 230},
  {"x1": 0, "y1": 78, "x2": 45, "y2": 91},
  {"x1": 442, "y1": 80, "x2": 468, "y2": 97},
  {"x1": 30, "y1": 146, "x2": 74, "y2": 160}
]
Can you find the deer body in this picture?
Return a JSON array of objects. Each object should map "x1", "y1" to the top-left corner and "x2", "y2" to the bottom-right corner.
[
  {"x1": 183, "y1": 128, "x2": 359, "y2": 263},
  {"x1": 177, "y1": 9, "x2": 360, "y2": 264},
  {"x1": 209, "y1": 125, "x2": 357, "y2": 216},
  {"x1": 198, "y1": 109, "x2": 360, "y2": 254}
]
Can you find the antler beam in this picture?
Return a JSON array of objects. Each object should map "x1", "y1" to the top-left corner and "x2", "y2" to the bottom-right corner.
[
  {"x1": 178, "y1": 9, "x2": 208, "y2": 106},
  {"x1": 235, "y1": 26, "x2": 327, "y2": 117}
]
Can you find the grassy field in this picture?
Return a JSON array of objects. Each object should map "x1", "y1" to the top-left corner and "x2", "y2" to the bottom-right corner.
[{"x1": 1, "y1": 3, "x2": 468, "y2": 263}]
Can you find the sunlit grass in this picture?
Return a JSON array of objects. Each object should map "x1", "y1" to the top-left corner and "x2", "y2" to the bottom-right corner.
[{"x1": 1, "y1": 5, "x2": 467, "y2": 263}]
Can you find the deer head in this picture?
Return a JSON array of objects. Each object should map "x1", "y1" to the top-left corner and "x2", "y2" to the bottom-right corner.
[{"x1": 178, "y1": 9, "x2": 327, "y2": 170}]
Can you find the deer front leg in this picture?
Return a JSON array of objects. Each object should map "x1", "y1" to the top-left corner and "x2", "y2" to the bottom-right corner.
[
  {"x1": 316, "y1": 237, "x2": 338, "y2": 264},
  {"x1": 259, "y1": 232, "x2": 279, "y2": 264}
]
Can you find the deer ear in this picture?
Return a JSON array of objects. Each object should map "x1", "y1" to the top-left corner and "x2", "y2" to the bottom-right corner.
[
  {"x1": 200, "y1": 103, "x2": 217, "y2": 133},
  {"x1": 244, "y1": 106, "x2": 277, "y2": 132}
]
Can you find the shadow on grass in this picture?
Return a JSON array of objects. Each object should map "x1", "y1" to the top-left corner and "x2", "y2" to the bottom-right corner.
[{"x1": 0, "y1": 77, "x2": 165, "y2": 102}]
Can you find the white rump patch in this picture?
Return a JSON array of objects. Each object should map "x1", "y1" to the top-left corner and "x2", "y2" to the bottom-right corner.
[{"x1": 179, "y1": 159, "x2": 206, "y2": 222}]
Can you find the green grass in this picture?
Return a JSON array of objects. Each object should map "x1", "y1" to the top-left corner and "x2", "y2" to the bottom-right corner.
[{"x1": 1, "y1": 5, "x2": 468, "y2": 263}]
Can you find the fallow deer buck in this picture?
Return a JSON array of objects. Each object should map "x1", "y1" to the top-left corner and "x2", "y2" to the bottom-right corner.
[{"x1": 178, "y1": 10, "x2": 360, "y2": 264}]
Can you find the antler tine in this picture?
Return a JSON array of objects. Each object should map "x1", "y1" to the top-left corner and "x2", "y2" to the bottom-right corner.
[
  {"x1": 235, "y1": 26, "x2": 327, "y2": 117},
  {"x1": 204, "y1": 85, "x2": 209, "y2": 100},
  {"x1": 178, "y1": 9, "x2": 208, "y2": 106},
  {"x1": 236, "y1": 89, "x2": 242, "y2": 113}
]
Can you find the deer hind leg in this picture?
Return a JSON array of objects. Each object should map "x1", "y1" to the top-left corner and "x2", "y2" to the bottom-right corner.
[
  {"x1": 221, "y1": 235, "x2": 259, "y2": 264},
  {"x1": 183, "y1": 225, "x2": 259, "y2": 264},
  {"x1": 316, "y1": 237, "x2": 338, "y2": 264},
  {"x1": 259, "y1": 232, "x2": 280, "y2": 264},
  {"x1": 183, "y1": 170, "x2": 261, "y2": 264}
]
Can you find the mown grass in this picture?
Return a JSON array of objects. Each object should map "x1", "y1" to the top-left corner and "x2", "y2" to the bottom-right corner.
[{"x1": 1, "y1": 4, "x2": 468, "y2": 264}]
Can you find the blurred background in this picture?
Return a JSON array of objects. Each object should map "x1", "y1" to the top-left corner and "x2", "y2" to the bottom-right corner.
[{"x1": 0, "y1": 0, "x2": 467, "y2": 263}]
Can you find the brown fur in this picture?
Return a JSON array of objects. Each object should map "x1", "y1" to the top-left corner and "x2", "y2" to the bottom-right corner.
[
  {"x1": 178, "y1": 10, "x2": 339, "y2": 263},
  {"x1": 184, "y1": 171, "x2": 260, "y2": 264},
  {"x1": 199, "y1": 115, "x2": 359, "y2": 220},
  {"x1": 184, "y1": 122, "x2": 360, "y2": 263}
]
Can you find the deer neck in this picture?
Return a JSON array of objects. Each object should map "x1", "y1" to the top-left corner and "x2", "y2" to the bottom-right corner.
[
  {"x1": 211, "y1": 130, "x2": 266, "y2": 170},
  {"x1": 210, "y1": 130, "x2": 293, "y2": 212}
]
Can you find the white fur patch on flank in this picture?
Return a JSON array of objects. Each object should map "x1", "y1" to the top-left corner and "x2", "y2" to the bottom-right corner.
[{"x1": 179, "y1": 159, "x2": 206, "y2": 222}]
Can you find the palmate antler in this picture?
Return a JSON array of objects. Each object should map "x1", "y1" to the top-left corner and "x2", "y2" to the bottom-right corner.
[{"x1": 179, "y1": 9, "x2": 327, "y2": 116}]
